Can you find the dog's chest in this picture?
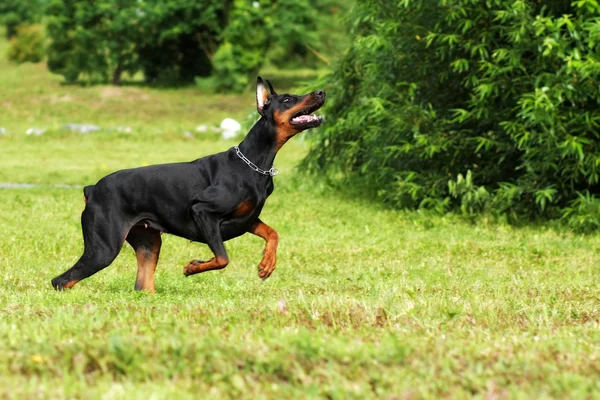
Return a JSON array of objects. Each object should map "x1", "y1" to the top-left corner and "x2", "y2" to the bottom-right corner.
[
  {"x1": 219, "y1": 184, "x2": 272, "y2": 240},
  {"x1": 231, "y1": 178, "x2": 273, "y2": 216}
]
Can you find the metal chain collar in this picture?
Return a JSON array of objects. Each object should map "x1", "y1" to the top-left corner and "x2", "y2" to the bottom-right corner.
[{"x1": 234, "y1": 146, "x2": 279, "y2": 177}]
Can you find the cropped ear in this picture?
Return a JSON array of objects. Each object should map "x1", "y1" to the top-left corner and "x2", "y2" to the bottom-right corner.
[
  {"x1": 256, "y1": 76, "x2": 269, "y2": 115},
  {"x1": 266, "y1": 80, "x2": 277, "y2": 96}
]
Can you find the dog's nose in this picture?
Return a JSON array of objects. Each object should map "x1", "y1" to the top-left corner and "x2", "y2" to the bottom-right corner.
[{"x1": 315, "y1": 90, "x2": 326, "y2": 99}]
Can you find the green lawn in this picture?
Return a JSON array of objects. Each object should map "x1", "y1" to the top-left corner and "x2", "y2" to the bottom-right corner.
[{"x1": 1, "y1": 37, "x2": 600, "y2": 399}]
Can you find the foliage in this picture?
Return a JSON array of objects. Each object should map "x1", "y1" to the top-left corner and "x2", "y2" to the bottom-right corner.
[
  {"x1": 561, "y1": 191, "x2": 600, "y2": 233},
  {"x1": 210, "y1": 1, "x2": 270, "y2": 92},
  {"x1": 211, "y1": 0, "x2": 348, "y2": 92},
  {"x1": 135, "y1": 0, "x2": 231, "y2": 83},
  {"x1": 0, "y1": 0, "x2": 45, "y2": 38},
  {"x1": 46, "y1": 0, "x2": 141, "y2": 83},
  {"x1": 7, "y1": 24, "x2": 45, "y2": 64},
  {"x1": 46, "y1": 0, "x2": 229, "y2": 84},
  {"x1": 44, "y1": 0, "x2": 343, "y2": 86},
  {"x1": 448, "y1": 170, "x2": 490, "y2": 217},
  {"x1": 304, "y1": 0, "x2": 600, "y2": 228}
]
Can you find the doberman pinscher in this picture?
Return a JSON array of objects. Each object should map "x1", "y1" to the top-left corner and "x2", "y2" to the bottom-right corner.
[{"x1": 51, "y1": 78, "x2": 325, "y2": 293}]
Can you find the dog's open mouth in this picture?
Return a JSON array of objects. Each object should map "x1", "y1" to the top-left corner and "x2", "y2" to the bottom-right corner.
[{"x1": 290, "y1": 102, "x2": 324, "y2": 128}]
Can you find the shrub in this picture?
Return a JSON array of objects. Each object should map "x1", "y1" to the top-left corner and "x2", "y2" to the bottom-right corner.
[
  {"x1": 211, "y1": 0, "x2": 347, "y2": 92},
  {"x1": 44, "y1": 0, "x2": 343, "y2": 86},
  {"x1": 46, "y1": 0, "x2": 139, "y2": 84},
  {"x1": 210, "y1": 0, "x2": 269, "y2": 92},
  {"x1": 7, "y1": 24, "x2": 45, "y2": 64},
  {"x1": 304, "y1": 0, "x2": 600, "y2": 229},
  {"x1": 46, "y1": 0, "x2": 228, "y2": 84},
  {"x1": 0, "y1": 0, "x2": 45, "y2": 38},
  {"x1": 135, "y1": 0, "x2": 228, "y2": 84}
]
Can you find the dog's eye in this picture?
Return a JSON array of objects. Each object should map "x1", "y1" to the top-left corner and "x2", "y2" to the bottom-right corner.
[{"x1": 283, "y1": 97, "x2": 291, "y2": 103}]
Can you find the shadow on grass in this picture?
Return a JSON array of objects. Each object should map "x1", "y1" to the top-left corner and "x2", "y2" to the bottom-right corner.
[{"x1": 288, "y1": 161, "x2": 576, "y2": 235}]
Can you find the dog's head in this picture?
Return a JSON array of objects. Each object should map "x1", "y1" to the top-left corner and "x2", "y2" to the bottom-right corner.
[{"x1": 256, "y1": 77, "x2": 326, "y2": 149}]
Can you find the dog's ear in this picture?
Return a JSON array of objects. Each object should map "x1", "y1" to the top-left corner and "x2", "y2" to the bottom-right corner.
[
  {"x1": 266, "y1": 80, "x2": 277, "y2": 96},
  {"x1": 256, "y1": 76, "x2": 269, "y2": 116}
]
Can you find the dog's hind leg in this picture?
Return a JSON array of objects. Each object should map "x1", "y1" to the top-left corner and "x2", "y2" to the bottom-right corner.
[
  {"x1": 51, "y1": 206, "x2": 129, "y2": 290},
  {"x1": 126, "y1": 225, "x2": 162, "y2": 294}
]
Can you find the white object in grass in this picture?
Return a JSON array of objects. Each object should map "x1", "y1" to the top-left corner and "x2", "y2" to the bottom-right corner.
[{"x1": 220, "y1": 118, "x2": 241, "y2": 140}]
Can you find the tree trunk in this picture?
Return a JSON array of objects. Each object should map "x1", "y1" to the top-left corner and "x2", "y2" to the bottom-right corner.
[{"x1": 112, "y1": 63, "x2": 122, "y2": 86}]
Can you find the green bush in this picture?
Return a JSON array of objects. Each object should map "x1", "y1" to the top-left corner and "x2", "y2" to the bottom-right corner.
[
  {"x1": 46, "y1": 0, "x2": 228, "y2": 85},
  {"x1": 46, "y1": 0, "x2": 139, "y2": 84},
  {"x1": 7, "y1": 24, "x2": 45, "y2": 64},
  {"x1": 304, "y1": 0, "x2": 600, "y2": 229},
  {"x1": 210, "y1": 0, "x2": 269, "y2": 92},
  {"x1": 211, "y1": 0, "x2": 347, "y2": 92},
  {"x1": 135, "y1": 0, "x2": 228, "y2": 84},
  {"x1": 44, "y1": 0, "x2": 344, "y2": 86},
  {"x1": 0, "y1": 0, "x2": 45, "y2": 38}
]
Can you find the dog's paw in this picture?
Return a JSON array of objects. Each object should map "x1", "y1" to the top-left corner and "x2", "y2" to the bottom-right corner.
[
  {"x1": 258, "y1": 251, "x2": 276, "y2": 280},
  {"x1": 183, "y1": 259, "x2": 204, "y2": 276},
  {"x1": 51, "y1": 277, "x2": 64, "y2": 290},
  {"x1": 51, "y1": 276, "x2": 78, "y2": 291}
]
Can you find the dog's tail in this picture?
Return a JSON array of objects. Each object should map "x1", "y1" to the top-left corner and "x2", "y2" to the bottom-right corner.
[{"x1": 83, "y1": 185, "x2": 95, "y2": 204}]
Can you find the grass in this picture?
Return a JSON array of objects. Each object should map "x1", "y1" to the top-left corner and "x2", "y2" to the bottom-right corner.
[
  {"x1": 0, "y1": 33, "x2": 250, "y2": 135},
  {"x1": 1, "y1": 34, "x2": 600, "y2": 400}
]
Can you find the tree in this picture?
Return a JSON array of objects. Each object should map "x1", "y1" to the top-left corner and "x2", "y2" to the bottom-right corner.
[
  {"x1": 304, "y1": 0, "x2": 600, "y2": 230},
  {"x1": 46, "y1": 0, "x2": 231, "y2": 84},
  {"x1": 0, "y1": 0, "x2": 45, "y2": 38},
  {"x1": 7, "y1": 24, "x2": 45, "y2": 64},
  {"x1": 46, "y1": 0, "x2": 141, "y2": 84},
  {"x1": 135, "y1": 0, "x2": 232, "y2": 83},
  {"x1": 211, "y1": 0, "x2": 346, "y2": 91},
  {"x1": 45, "y1": 0, "x2": 345, "y2": 86}
]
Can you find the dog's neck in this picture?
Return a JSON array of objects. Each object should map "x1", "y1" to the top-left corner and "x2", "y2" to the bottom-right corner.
[{"x1": 237, "y1": 118, "x2": 277, "y2": 171}]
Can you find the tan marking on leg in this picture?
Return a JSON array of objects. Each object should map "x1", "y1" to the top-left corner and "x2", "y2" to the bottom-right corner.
[
  {"x1": 128, "y1": 226, "x2": 162, "y2": 294},
  {"x1": 183, "y1": 256, "x2": 228, "y2": 276},
  {"x1": 249, "y1": 220, "x2": 279, "y2": 279},
  {"x1": 134, "y1": 239, "x2": 160, "y2": 294},
  {"x1": 64, "y1": 280, "x2": 79, "y2": 289}
]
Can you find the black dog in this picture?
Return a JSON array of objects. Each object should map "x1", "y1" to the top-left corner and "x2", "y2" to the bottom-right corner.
[{"x1": 51, "y1": 78, "x2": 325, "y2": 293}]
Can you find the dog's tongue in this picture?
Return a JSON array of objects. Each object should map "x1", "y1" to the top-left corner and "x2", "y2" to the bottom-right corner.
[{"x1": 292, "y1": 114, "x2": 319, "y2": 124}]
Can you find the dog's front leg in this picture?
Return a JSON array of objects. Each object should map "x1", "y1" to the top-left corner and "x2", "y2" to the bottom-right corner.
[
  {"x1": 249, "y1": 219, "x2": 279, "y2": 279},
  {"x1": 184, "y1": 206, "x2": 229, "y2": 276}
]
